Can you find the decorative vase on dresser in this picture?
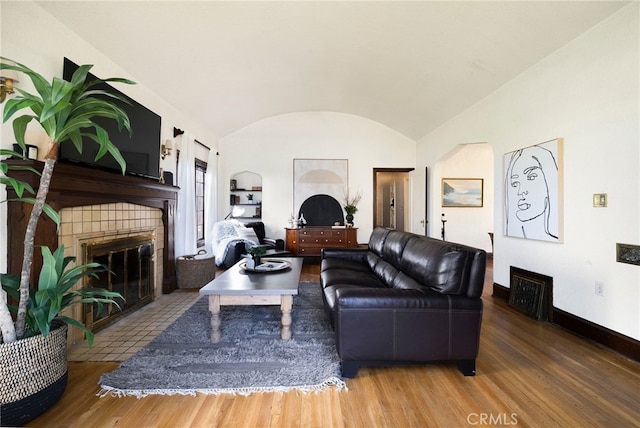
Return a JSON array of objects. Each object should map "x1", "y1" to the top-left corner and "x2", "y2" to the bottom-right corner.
[{"x1": 345, "y1": 214, "x2": 354, "y2": 225}]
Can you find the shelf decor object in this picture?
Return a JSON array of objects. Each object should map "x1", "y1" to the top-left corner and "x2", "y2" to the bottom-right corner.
[{"x1": 229, "y1": 171, "x2": 262, "y2": 220}]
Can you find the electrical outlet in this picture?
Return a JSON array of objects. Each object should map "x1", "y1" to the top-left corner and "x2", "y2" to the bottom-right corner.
[{"x1": 595, "y1": 281, "x2": 605, "y2": 296}]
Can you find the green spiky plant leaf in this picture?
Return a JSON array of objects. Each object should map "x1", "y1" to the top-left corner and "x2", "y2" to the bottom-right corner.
[
  {"x1": 1, "y1": 245, "x2": 123, "y2": 347},
  {"x1": 0, "y1": 57, "x2": 133, "y2": 343}
]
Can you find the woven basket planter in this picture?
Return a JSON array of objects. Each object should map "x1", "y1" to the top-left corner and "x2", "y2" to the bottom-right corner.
[
  {"x1": 0, "y1": 323, "x2": 68, "y2": 427},
  {"x1": 176, "y1": 250, "x2": 216, "y2": 289}
]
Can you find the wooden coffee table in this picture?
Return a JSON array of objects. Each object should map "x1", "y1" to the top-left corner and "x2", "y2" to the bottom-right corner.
[{"x1": 199, "y1": 257, "x2": 303, "y2": 343}]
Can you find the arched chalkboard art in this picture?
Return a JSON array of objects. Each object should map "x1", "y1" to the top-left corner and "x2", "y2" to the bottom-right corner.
[
  {"x1": 298, "y1": 194, "x2": 344, "y2": 226},
  {"x1": 504, "y1": 138, "x2": 563, "y2": 243},
  {"x1": 293, "y1": 158, "x2": 349, "y2": 223}
]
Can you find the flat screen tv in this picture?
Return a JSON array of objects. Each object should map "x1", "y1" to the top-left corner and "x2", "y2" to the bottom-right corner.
[{"x1": 60, "y1": 58, "x2": 161, "y2": 180}]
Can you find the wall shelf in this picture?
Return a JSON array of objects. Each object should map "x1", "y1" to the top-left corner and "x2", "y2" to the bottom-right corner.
[{"x1": 230, "y1": 171, "x2": 262, "y2": 221}]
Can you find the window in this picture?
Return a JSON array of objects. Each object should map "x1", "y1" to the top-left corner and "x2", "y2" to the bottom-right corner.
[{"x1": 195, "y1": 159, "x2": 207, "y2": 247}]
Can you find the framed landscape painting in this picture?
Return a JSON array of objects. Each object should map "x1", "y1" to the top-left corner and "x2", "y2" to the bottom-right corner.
[{"x1": 442, "y1": 178, "x2": 483, "y2": 207}]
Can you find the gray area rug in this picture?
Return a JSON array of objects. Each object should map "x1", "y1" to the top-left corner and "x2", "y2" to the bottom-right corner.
[{"x1": 98, "y1": 282, "x2": 346, "y2": 397}]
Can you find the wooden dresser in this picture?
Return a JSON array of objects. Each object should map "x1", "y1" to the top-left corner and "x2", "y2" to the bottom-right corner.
[{"x1": 285, "y1": 227, "x2": 358, "y2": 256}]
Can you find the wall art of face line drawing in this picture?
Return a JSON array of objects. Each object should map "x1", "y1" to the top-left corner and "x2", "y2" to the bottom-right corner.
[{"x1": 504, "y1": 138, "x2": 563, "y2": 243}]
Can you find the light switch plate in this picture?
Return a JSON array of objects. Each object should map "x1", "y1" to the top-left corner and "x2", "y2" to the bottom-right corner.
[{"x1": 593, "y1": 193, "x2": 607, "y2": 207}]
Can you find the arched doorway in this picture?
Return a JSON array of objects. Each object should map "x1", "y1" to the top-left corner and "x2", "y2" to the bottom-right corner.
[{"x1": 433, "y1": 143, "x2": 494, "y2": 252}]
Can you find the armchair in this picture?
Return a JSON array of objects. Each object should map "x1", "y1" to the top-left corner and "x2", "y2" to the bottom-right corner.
[
  {"x1": 244, "y1": 221, "x2": 285, "y2": 251},
  {"x1": 211, "y1": 220, "x2": 284, "y2": 268}
]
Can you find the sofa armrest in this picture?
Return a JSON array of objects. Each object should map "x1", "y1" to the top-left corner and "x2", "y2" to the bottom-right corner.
[{"x1": 321, "y1": 248, "x2": 369, "y2": 262}]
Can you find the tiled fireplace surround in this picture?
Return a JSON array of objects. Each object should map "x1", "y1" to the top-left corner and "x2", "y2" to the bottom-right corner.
[{"x1": 59, "y1": 203, "x2": 164, "y2": 344}]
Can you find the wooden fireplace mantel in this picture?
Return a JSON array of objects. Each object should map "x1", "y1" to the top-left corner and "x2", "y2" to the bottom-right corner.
[{"x1": 5, "y1": 159, "x2": 179, "y2": 293}]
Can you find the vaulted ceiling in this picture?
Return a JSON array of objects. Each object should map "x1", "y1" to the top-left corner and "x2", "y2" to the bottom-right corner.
[{"x1": 37, "y1": 1, "x2": 628, "y2": 140}]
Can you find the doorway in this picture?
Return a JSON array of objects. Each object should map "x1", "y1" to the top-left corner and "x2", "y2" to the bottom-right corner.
[{"x1": 373, "y1": 168, "x2": 414, "y2": 231}]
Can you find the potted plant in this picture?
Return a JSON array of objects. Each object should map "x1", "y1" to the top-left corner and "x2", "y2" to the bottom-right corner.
[
  {"x1": 0, "y1": 57, "x2": 133, "y2": 425},
  {"x1": 247, "y1": 245, "x2": 267, "y2": 268},
  {"x1": 343, "y1": 189, "x2": 362, "y2": 226}
]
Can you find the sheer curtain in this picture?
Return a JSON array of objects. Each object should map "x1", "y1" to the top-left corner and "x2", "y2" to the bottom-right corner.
[
  {"x1": 174, "y1": 132, "x2": 197, "y2": 257},
  {"x1": 204, "y1": 146, "x2": 218, "y2": 253}
]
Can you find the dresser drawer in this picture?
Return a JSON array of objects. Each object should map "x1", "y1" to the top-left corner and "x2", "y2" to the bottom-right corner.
[
  {"x1": 299, "y1": 230, "x2": 343, "y2": 245},
  {"x1": 286, "y1": 227, "x2": 358, "y2": 256}
]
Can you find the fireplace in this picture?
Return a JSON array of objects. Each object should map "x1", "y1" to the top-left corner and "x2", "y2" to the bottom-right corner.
[
  {"x1": 83, "y1": 234, "x2": 154, "y2": 332},
  {"x1": 5, "y1": 160, "x2": 178, "y2": 344}
]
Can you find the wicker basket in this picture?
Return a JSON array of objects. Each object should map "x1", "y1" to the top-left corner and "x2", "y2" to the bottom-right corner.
[
  {"x1": 0, "y1": 322, "x2": 68, "y2": 426},
  {"x1": 176, "y1": 249, "x2": 216, "y2": 289}
]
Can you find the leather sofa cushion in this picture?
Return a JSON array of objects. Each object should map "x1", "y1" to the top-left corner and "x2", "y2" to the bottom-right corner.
[
  {"x1": 323, "y1": 284, "x2": 379, "y2": 313},
  {"x1": 368, "y1": 227, "x2": 391, "y2": 257},
  {"x1": 391, "y1": 271, "x2": 425, "y2": 290},
  {"x1": 322, "y1": 257, "x2": 371, "y2": 273},
  {"x1": 399, "y1": 237, "x2": 470, "y2": 294},
  {"x1": 381, "y1": 230, "x2": 416, "y2": 267},
  {"x1": 321, "y1": 267, "x2": 385, "y2": 289},
  {"x1": 370, "y1": 258, "x2": 401, "y2": 287}
]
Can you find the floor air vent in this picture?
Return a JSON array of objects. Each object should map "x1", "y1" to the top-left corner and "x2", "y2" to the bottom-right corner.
[{"x1": 509, "y1": 267, "x2": 552, "y2": 322}]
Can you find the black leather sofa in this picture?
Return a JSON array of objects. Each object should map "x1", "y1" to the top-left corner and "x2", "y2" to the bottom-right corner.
[{"x1": 320, "y1": 227, "x2": 486, "y2": 377}]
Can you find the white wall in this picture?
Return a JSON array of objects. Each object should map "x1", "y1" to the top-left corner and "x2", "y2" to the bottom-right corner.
[
  {"x1": 218, "y1": 112, "x2": 416, "y2": 242},
  {"x1": 417, "y1": 4, "x2": 640, "y2": 340},
  {"x1": 436, "y1": 143, "x2": 494, "y2": 253},
  {"x1": 0, "y1": 2, "x2": 219, "y2": 272}
]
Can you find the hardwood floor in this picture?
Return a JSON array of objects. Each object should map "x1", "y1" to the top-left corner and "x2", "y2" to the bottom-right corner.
[{"x1": 30, "y1": 260, "x2": 640, "y2": 427}]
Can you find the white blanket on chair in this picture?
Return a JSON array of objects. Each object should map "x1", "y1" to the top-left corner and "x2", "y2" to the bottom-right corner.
[
  {"x1": 211, "y1": 220, "x2": 259, "y2": 266},
  {"x1": 214, "y1": 237, "x2": 252, "y2": 266}
]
